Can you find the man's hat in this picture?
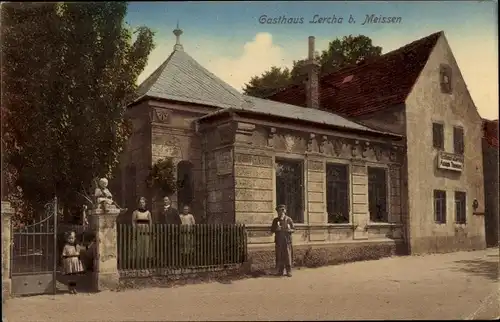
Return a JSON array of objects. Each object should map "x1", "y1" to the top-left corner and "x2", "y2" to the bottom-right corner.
[{"x1": 276, "y1": 204, "x2": 286, "y2": 211}]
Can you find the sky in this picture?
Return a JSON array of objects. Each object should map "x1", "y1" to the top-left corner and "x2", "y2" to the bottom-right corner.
[{"x1": 127, "y1": 1, "x2": 498, "y2": 120}]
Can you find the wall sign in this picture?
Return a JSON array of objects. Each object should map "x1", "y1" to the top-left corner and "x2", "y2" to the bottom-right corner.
[{"x1": 437, "y1": 151, "x2": 463, "y2": 172}]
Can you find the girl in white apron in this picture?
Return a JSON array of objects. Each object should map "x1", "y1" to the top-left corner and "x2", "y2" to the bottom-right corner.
[{"x1": 61, "y1": 231, "x2": 85, "y2": 294}]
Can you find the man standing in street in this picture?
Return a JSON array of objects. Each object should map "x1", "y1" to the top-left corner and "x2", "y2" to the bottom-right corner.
[{"x1": 270, "y1": 204, "x2": 295, "y2": 277}]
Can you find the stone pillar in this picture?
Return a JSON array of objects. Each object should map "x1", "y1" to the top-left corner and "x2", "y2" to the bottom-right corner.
[
  {"x1": 89, "y1": 205, "x2": 120, "y2": 291},
  {"x1": 351, "y1": 160, "x2": 369, "y2": 240},
  {"x1": 2, "y1": 201, "x2": 14, "y2": 300}
]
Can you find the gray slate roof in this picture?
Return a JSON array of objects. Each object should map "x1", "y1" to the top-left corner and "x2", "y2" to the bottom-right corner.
[
  {"x1": 135, "y1": 48, "x2": 243, "y2": 109},
  {"x1": 134, "y1": 44, "x2": 399, "y2": 137},
  {"x1": 201, "y1": 95, "x2": 397, "y2": 136}
]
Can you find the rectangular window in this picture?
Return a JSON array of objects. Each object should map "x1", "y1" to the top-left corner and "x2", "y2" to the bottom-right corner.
[
  {"x1": 455, "y1": 191, "x2": 466, "y2": 224},
  {"x1": 275, "y1": 158, "x2": 304, "y2": 223},
  {"x1": 326, "y1": 163, "x2": 349, "y2": 223},
  {"x1": 434, "y1": 190, "x2": 447, "y2": 224},
  {"x1": 368, "y1": 167, "x2": 388, "y2": 222},
  {"x1": 453, "y1": 126, "x2": 464, "y2": 155},
  {"x1": 433, "y1": 123, "x2": 444, "y2": 150}
]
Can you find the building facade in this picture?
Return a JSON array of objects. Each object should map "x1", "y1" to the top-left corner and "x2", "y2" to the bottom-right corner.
[
  {"x1": 269, "y1": 31, "x2": 490, "y2": 254},
  {"x1": 115, "y1": 28, "x2": 410, "y2": 266},
  {"x1": 482, "y1": 119, "x2": 499, "y2": 247}
]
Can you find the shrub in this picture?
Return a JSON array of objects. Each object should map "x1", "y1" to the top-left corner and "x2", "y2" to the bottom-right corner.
[{"x1": 146, "y1": 158, "x2": 177, "y2": 197}]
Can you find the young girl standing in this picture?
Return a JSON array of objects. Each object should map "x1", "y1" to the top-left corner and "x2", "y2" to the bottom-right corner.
[
  {"x1": 180, "y1": 205, "x2": 196, "y2": 263},
  {"x1": 62, "y1": 231, "x2": 85, "y2": 294}
]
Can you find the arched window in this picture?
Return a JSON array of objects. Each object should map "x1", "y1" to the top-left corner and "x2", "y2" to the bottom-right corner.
[{"x1": 177, "y1": 160, "x2": 194, "y2": 209}]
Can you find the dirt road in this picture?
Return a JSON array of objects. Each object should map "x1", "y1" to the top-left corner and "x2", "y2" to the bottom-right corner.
[{"x1": 4, "y1": 248, "x2": 499, "y2": 321}]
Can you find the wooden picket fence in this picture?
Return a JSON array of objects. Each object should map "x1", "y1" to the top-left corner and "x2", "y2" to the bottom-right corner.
[{"x1": 117, "y1": 224, "x2": 247, "y2": 276}]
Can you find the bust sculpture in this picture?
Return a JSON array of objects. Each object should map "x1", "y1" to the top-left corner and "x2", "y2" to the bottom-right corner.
[{"x1": 94, "y1": 178, "x2": 115, "y2": 209}]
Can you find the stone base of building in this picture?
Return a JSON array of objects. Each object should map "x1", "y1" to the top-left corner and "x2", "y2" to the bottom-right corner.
[
  {"x1": 246, "y1": 240, "x2": 407, "y2": 272},
  {"x1": 93, "y1": 271, "x2": 120, "y2": 291},
  {"x1": 2, "y1": 278, "x2": 11, "y2": 301},
  {"x1": 410, "y1": 235, "x2": 486, "y2": 255}
]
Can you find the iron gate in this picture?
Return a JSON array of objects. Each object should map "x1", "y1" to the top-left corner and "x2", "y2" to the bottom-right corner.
[{"x1": 10, "y1": 197, "x2": 58, "y2": 296}]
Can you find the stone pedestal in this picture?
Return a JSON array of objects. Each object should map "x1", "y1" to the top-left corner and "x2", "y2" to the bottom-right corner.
[
  {"x1": 2, "y1": 201, "x2": 14, "y2": 300},
  {"x1": 89, "y1": 205, "x2": 120, "y2": 291}
]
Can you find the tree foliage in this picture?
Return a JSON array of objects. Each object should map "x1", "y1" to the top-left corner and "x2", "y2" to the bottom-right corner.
[
  {"x1": 242, "y1": 66, "x2": 293, "y2": 99},
  {"x1": 243, "y1": 35, "x2": 382, "y2": 98},
  {"x1": 1, "y1": 2, "x2": 155, "y2": 215},
  {"x1": 146, "y1": 158, "x2": 177, "y2": 198}
]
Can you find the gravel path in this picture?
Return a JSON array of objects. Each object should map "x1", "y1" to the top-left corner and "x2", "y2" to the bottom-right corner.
[{"x1": 4, "y1": 248, "x2": 499, "y2": 321}]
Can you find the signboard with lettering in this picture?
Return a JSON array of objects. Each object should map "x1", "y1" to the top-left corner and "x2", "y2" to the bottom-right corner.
[
  {"x1": 215, "y1": 150, "x2": 233, "y2": 176},
  {"x1": 437, "y1": 151, "x2": 464, "y2": 172}
]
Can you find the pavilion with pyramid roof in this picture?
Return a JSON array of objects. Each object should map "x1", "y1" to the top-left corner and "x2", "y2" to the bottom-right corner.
[{"x1": 115, "y1": 25, "x2": 489, "y2": 262}]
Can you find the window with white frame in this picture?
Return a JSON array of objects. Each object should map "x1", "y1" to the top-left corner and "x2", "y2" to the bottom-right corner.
[{"x1": 434, "y1": 190, "x2": 447, "y2": 224}]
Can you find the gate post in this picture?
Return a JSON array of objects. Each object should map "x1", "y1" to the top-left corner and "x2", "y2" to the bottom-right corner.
[
  {"x1": 2, "y1": 201, "x2": 14, "y2": 300},
  {"x1": 89, "y1": 205, "x2": 120, "y2": 291}
]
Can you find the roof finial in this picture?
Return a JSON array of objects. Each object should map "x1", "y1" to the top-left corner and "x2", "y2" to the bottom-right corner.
[{"x1": 173, "y1": 22, "x2": 183, "y2": 51}]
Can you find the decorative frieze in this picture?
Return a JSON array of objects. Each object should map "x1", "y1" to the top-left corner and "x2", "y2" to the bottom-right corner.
[
  {"x1": 319, "y1": 135, "x2": 327, "y2": 153},
  {"x1": 267, "y1": 127, "x2": 276, "y2": 147},
  {"x1": 307, "y1": 133, "x2": 316, "y2": 152},
  {"x1": 284, "y1": 134, "x2": 295, "y2": 152},
  {"x1": 153, "y1": 108, "x2": 170, "y2": 123},
  {"x1": 361, "y1": 141, "x2": 369, "y2": 158},
  {"x1": 332, "y1": 137, "x2": 344, "y2": 156},
  {"x1": 350, "y1": 140, "x2": 360, "y2": 158},
  {"x1": 373, "y1": 144, "x2": 383, "y2": 161},
  {"x1": 260, "y1": 126, "x2": 404, "y2": 163},
  {"x1": 268, "y1": 129, "x2": 307, "y2": 153},
  {"x1": 328, "y1": 136, "x2": 404, "y2": 163},
  {"x1": 349, "y1": 140, "x2": 368, "y2": 158}
]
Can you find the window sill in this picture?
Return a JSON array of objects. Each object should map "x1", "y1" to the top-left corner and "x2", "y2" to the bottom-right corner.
[
  {"x1": 326, "y1": 223, "x2": 356, "y2": 229},
  {"x1": 295, "y1": 223, "x2": 355, "y2": 229},
  {"x1": 367, "y1": 222, "x2": 400, "y2": 227},
  {"x1": 434, "y1": 222, "x2": 447, "y2": 225}
]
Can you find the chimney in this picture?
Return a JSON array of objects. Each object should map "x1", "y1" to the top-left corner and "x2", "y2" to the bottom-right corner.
[{"x1": 305, "y1": 36, "x2": 320, "y2": 109}]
